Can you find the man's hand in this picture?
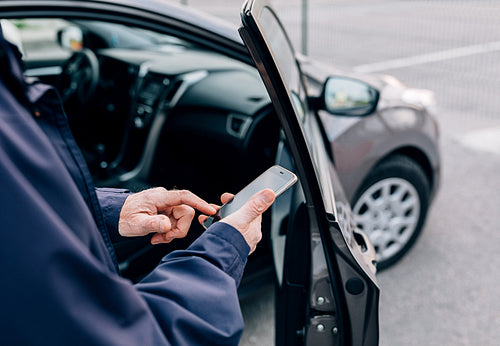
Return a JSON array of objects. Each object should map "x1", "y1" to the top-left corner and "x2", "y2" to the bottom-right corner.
[
  {"x1": 200, "y1": 189, "x2": 275, "y2": 254},
  {"x1": 119, "y1": 188, "x2": 216, "y2": 245}
]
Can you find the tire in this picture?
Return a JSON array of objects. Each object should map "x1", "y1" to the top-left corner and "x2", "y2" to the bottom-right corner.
[{"x1": 351, "y1": 155, "x2": 430, "y2": 270}]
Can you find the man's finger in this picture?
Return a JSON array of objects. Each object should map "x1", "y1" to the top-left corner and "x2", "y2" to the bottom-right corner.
[
  {"x1": 120, "y1": 214, "x2": 171, "y2": 236},
  {"x1": 198, "y1": 214, "x2": 209, "y2": 224},
  {"x1": 226, "y1": 189, "x2": 275, "y2": 224},
  {"x1": 155, "y1": 215, "x2": 172, "y2": 233},
  {"x1": 221, "y1": 193, "x2": 234, "y2": 204},
  {"x1": 151, "y1": 232, "x2": 174, "y2": 245},
  {"x1": 152, "y1": 188, "x2": 217, "y2": 215},
  {"x1": 172, "y1": 205, "x2": 195, "y2": 235}
]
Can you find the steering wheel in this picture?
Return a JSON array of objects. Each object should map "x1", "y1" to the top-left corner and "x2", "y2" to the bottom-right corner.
[{"x1": 58, "y1": 48, "x2": 99, "y2": 105}]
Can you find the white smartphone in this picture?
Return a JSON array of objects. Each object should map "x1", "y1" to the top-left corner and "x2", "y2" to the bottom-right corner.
[{"x1": 202, "y1": 165, "x2": 297, "y2": 229}]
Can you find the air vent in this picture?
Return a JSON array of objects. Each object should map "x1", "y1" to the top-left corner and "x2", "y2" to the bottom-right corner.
[{"x1": 227, "y1": 113, "x2": 252, "y2": 138}]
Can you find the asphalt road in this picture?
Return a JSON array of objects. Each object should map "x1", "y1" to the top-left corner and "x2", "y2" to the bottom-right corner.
[{"x1": 183, "y1": 1, "x2": 500, "y2": 345}]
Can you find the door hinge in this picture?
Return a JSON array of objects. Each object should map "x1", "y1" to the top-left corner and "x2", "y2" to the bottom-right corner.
[{"x1": 305, "y1": 315, "x2": 339, "y2": 346}]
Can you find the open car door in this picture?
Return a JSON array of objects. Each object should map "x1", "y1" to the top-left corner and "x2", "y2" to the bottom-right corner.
[{"x1": 239, "y1": 1, "x2": 380, "y2": 345}]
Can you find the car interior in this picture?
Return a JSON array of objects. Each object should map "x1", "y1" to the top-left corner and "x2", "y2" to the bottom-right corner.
[{"x1": 16, "y1": 18, "x2": 288, "y2": 286}]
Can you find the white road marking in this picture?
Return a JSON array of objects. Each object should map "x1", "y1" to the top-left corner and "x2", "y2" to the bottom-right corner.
[
  {"x1": 353, "y1": 41, "x2": 500, "y2": 73},
  {"x1": 459, "y1": 127, "x2": 500, "y2": 155}
]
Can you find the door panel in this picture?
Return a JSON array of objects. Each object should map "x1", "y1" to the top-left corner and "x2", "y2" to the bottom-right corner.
[{"x1": 272, "y1": 139, "x2": 310, "y2": 345}]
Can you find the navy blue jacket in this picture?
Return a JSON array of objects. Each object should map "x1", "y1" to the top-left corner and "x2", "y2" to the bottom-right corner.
[{"x1": 0, "y1": 31, "x2": 250, "y2": 345}]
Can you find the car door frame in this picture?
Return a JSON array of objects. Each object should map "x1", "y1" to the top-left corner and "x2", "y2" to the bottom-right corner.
[{"x1": 238, "y1": 1, "x2": 379, "y2": 345}]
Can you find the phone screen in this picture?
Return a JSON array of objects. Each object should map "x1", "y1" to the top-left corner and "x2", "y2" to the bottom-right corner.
[{"x1": 203, "y1": 165, "x2": 297, "y2": 229}]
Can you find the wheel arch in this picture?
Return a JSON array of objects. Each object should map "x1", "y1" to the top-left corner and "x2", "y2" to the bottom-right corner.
[
  {"x1": 347, "y1": 144, "x2": 435, "y2": 206},
  {"x1": 380, "y1": 146, "x2": 434, "y2": 193}
]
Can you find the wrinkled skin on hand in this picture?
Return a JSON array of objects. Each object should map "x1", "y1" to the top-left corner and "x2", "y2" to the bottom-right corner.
[
  {"x1": 199, "y1": 189, "x2": 275, "y2": 254},
  {"x1": 119, "y1": 187, "x2": 216, "y2": 245}
]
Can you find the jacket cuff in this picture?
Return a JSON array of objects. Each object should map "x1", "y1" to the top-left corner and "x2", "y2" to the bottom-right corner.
[
  {"x1": 184, "y1": 222, "x2": 250, "y2": 286},
  {"x1": 95, "y1": 187, "x2": 130, "y2": 243}
]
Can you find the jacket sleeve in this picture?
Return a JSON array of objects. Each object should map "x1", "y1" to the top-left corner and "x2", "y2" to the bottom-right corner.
[
  {"x1": 0, "y1": 77, "x2": 250, "y2": 345},
  {"x1": 136, "y1": 222, "x2": 250, "y2": 345},
  {"x1": 94, "y1": 191, "x2": 250, "y2": 344},
  {"x1": 0, "y1": 144, "x2": 250, "y2": 345},
  {"x1": 96, "y1": 188, "x2": 250, "y2": 344},
  {"x1": 95, "y1": 187, "x2": 130, "y2": 243}
]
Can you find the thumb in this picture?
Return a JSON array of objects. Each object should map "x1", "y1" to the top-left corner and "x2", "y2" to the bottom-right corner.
[
  {"x1": 228, "y1": 189, "x2": 276, "y2": 224},
  {"x1": 140, "y1": 213, "x2": 173, "y2": 234}
]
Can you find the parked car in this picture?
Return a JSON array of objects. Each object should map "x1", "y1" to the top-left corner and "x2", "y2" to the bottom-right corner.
[
  {"x1": 1, "y1": 0, "x2": 439, "y2": 343},
  {"x1": 301, "y1": 58, "x2": 440, "y2": 270},
  {"x1": 2, "y1": 2, "x2": 439, "y2": 272}
]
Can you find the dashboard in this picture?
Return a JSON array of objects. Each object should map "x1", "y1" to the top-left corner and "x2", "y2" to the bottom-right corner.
[
  {"x1": 14, "y1": 18, "x2": 286, "y2": 281},
  {"x1": 72, "y1": 45, "x2": 278, "y2": 202},
  {"x1": 33, "y1": 31, "x2": 281, "y2": 280}
]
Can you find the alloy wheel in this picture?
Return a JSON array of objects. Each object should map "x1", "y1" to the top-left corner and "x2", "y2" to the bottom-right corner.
[{"x1": 352, "y1": 177, "x2": 421, "y2": 264}]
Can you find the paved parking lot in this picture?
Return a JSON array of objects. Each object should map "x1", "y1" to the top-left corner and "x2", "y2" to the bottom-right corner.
[{"x1": 183, "y1": 1, "x2": 500, "y2": 344}]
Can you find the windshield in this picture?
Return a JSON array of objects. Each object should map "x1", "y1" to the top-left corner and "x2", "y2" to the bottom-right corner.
[{"x1": 3, "y1": 18, "x2": 191, "y2": 61}]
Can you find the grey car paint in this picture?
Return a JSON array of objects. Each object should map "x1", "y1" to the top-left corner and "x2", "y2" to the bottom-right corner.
[
  {"x1": 298, "y1": 55, "x2": 440, "y2": 205},
  {"x1": 1, "y1": 0, "x2": 439, "y2": 270},
  {"x1": 2, "y1": 0, "x2": 440, "y2": 208}
]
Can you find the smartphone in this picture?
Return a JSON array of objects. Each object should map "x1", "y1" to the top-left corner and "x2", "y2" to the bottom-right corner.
[{"x1": 203, "y1": 165, "x2": 297, "y2": 229}]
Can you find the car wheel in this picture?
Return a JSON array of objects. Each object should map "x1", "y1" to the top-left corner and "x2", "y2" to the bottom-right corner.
[{"x1": 352, "y1": 155, "x2": 430, "y2": 270}]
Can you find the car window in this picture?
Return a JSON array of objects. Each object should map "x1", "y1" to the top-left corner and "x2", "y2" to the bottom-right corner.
[
  {"x1": 257, "y1": 7, "x2": 308, "y2": 122},
  {"x1": 1, "y1": 18, "x2": 193, "y2": 61},
  {"x1": 1, "y1": 19, "x2": 70, "y2": 59}
]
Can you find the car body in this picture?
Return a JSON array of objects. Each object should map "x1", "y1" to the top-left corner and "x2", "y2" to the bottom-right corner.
[
  {"x1": 2, "y1": 0, "x2": 439, "y2": 270},
  {"x1": 0, "y1": 0, "x2": 439, "y2": 343},
  {"x1": 301, "y1": 57, "x2": 440, "y2": 268},
  {"x1": 3, "y1": 1, "x2": 440, "y2": 271}
]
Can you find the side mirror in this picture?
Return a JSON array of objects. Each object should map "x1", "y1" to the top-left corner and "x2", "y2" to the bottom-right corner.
[
  {"x1": 57, "y1": 26, "x2": 84, "y2": 51},
  {"x1": 313, "y1": 76, "x2": 379, "y2": 117}
]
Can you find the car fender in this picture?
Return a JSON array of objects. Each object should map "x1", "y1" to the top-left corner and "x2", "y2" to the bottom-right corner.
[{"x1": 319, "y1": 106, "x2": 440, "y2": 204}]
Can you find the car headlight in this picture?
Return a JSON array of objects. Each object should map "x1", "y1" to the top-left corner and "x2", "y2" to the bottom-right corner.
[{"x1": 402, "y1": 88, "x2": 438, "y2": 117}]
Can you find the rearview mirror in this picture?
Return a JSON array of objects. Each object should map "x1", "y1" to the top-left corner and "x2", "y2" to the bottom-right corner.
[{"x1": 315, "y1": 76, "x2": 379, "y2": 116}]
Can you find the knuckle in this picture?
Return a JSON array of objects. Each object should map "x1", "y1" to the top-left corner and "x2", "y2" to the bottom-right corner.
[
  {"x1": 178, "y1": 189, "x2": 190, "y2": 197},
  {"x1": 148, "y1": 187, "x2": 166, "y2": 199},
  {"x1": 174, "y1": 189, "x2": 190, "y2": 201},
  {"x1": 256, "y1": 231, "x2": 262, "y2": 242},
  {"x1": 252, "y1": 199, "x2": 268, "y2": 213},
  {"x1": 147, "y1": 218, "x2": 158, "y2": 231},
  {"x1": 156, "y1": 187, "x2": 168, "y2": 195},
  {"x1": 175, "y1": 205, "x2": 195, "y2": 217}
]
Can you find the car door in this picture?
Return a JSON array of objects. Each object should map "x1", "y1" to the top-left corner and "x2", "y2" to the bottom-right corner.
[{"x1": 239, "y1": 1, "x2": 380, "y2": 345}]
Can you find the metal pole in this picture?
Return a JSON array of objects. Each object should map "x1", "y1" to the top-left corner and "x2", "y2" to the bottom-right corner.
[{"x1": 301, "y1": 0, "x2": 308, "y2": 55}]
